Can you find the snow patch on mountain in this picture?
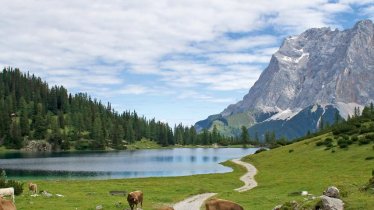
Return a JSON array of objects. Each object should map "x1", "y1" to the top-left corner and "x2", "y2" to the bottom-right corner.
[{"x1": 265, "y1": 108, "x2": 301, "y2": 121}]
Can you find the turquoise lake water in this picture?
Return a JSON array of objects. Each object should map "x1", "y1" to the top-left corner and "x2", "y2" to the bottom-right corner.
[{"x1": 0, "y1": 148, "x2": 258, "y2": 180}]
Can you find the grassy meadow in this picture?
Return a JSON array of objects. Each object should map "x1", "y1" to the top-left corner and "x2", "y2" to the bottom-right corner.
[{"x1": 9, "y1": 133, "x2": 374, "y2": 209}]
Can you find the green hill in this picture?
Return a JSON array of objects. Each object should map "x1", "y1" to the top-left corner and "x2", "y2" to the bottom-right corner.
[{"x1": 221, "y1": 109, "x2": 374, "y2": 209}]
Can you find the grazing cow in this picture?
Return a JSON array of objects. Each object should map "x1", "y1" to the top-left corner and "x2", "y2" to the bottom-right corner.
[
  {"x1": 0, "y1": 188, "x2": 14, "y2": 203},
  {"x1": 127, "y1": 190, "x2": 143, "y2": 210},
  {"x1": 28, "y1": 183, "x2": 38, "y2": 194},
  {"x1": 205, "y1": 198, "x2": 244, "y2": 210},
  {"x1": 0, "y1": 196, "x2": 16, "y2": 210}
]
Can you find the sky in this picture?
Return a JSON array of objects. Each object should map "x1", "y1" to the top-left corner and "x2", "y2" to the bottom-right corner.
[{"x1": 0, "y1": 0, "x2": 373, "y2": 126}]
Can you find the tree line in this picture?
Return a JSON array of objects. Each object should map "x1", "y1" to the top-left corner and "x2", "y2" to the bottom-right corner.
[{"x1": 0, "y1": 68, "x2": 239, "y2": 150}]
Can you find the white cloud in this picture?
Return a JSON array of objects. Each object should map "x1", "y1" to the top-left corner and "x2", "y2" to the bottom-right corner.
[
  {"x1": 119, "y1": 85, "x2": 151, "y2": 95},
  {"x1": 0, "y1": 0, "x2": 372, "y2": 124}
]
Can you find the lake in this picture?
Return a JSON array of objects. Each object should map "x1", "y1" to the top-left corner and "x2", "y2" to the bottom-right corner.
[{"x1": 0, "y1": 148, "x2": 258, "y2": 180}]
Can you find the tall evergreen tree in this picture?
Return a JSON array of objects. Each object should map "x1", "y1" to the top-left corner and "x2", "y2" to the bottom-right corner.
[
  {"x1": 33, "y1": 103, "x2": 47, "y2": 139},
  {"x1": 241, "y1": 126, "x2": 249, "y2": 147}
]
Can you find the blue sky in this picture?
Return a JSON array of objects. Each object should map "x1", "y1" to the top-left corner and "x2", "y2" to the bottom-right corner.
[{"x1": 0, "y1": 0, "x2": 373, "y2": 126}]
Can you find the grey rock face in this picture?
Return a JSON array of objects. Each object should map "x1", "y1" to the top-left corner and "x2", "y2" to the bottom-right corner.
[
  {"x1": 223, "y1": 19, "x2": 374, "y2": 115},
  {"x1": 196, "y1": 20, "x2": 374, "y2": 139},
  {"x1": 323, "y1": 186, "x2": 340, "y2": 198},
  {"x1": 320, "y1": 195, "x2": 344, "y2": 210}
]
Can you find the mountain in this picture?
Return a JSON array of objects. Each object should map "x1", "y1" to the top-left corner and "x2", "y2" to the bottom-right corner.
[{"x1": 195, "y1": 19, "x2": 374, "y2": 140}]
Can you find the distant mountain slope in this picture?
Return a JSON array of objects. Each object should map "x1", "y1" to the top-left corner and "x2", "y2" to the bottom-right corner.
[{"x1": 195, "y1": 19, "x2": 374, "y2": 140}]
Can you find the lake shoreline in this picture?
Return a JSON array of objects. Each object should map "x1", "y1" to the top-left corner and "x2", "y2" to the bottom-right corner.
[{"x1": 0, "y1": 147, "x2": 258, "y2": 180}]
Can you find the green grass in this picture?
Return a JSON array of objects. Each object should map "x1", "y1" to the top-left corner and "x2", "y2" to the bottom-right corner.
[
  {"x1": 236, "y1": 134, "x2": 374, "y2": 209},
  {"x1": 15, "y1": 162, "x2": 246, "y2": 210},
  {"x1": 126, "y1": 138, "x2": 163, "y2": 150},
  {"x1": 11, "y1": 132, "x2": 374, "y2": 209}
]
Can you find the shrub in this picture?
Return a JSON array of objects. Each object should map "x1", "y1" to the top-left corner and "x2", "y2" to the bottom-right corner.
[
  {"x1": 75, "y1": 139, "x2": 91, "y2": 150},
  {"x1": 288, "y1": 149, "x2": 294, "y2": 153},
  {"x1": 351, "y1": 135, "x2": 359, "y2": 142},
  {"x1": 324, "y1": 138, "x2": 333, "y2": 147},
  {"x1": 255, "y1": 148, "x2": 267, "y2": 154},
  {"x1": 316, "y1": 141, "x2": 324, "y2": 146},
  {"x1": 0, "y1": 170, "x2": 24, "y2": 195},
  {"x1": 338, "y1": 138, "x2": 349, "y2": 148},
  {"x1": 341, "y1": 134, "x2": 350, "y2": 140},
  {"x1": 6, "y1": 180, "x2": 24, "y2": 195},
  {"x1": 359, "y1": 137, "x2": 371, "y2": 145},
  {"x1": 365, "y1": 156, "x2": 374, "y2": 160},
  {"x1": 365, "y1": 134, "x2": 374, "y2": 142},
  {"x1": 332, "y1": 123, "x2": 357, "y2": 135}
]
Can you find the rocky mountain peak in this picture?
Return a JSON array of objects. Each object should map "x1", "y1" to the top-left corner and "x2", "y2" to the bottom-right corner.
[{"x1": 196, "y1": 20, "x2": 374, "y2": 140}]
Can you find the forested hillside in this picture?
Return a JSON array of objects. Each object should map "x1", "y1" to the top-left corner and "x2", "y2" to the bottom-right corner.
[{"x1": 0, "y1": 68, "x2": 235, "y2": 150}]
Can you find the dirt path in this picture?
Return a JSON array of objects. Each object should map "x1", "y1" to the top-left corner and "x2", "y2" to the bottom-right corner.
[
  {"x1": 172, "y1": 158, "x2": 258, "y2": 209},
  {"x1": 232, "y1": 158, "x2": 258, "y2": 192},
  {"x1": 173, "y1": 193, "x2": 217, "y2": 210}
]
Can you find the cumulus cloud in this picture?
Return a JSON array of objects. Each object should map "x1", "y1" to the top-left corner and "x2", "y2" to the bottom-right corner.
[{"x1": 0, "y1": 0, "x2": 372, "y2": 116}]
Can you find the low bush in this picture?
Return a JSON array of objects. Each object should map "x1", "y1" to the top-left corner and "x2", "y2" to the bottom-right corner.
[
  {"x1": 6, "y1": 180, "x2": 24, "y2": 195},
  {"x1": 255, "y1": 148, "x2": 267, "y2": 154},
  {"x1": 365, "y1": 156, "x2": 374, "y2": 160},
  {"x1": 351, "y1": 134, "x2": 359, "y2": 142},
  {"x1": 288, "y1": 149, "x2": 294, "y2": 153},
  {"x1": 315, "y1": 141, "x2": 324, "y2": 146},
  {"x1": 365, "y1": 134, "x2": 374, "y2": 142},
  {"x1": 359, "y1": 137, "x2": 371, "y2": 145},
  {"x1": 0, "y1": 170, "x2": 24, "y2": 195},
  {"x1": 338, "y1": 138, "x2": 349, "y2": 148},
  {"x1": 74, "y1": 139, "x2": 91, "y2": 150},
  {"x1": 324, "y1": 138, "x2": 333, "y2": 147}
]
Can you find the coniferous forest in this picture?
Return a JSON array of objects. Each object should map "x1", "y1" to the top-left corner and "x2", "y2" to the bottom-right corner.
[{"x1": 0, "y1": 68, "x2": 237, "y2": 150}]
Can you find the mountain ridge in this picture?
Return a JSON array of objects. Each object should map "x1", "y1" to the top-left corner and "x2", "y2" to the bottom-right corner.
[{"x1": 196, "y1": 19, "x2": 374, "y2": 140}]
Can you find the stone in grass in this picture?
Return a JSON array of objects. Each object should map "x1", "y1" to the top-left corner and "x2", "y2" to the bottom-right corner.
[
  {"x1": 319, "y1": 195, "x2": 344, "y2": 210},
  {"x1": 96, "y1": 205, "x2": 103, "y2": 210},
  {"x1": 323, "y1": 186, "x2": 340, "y2": 198}
]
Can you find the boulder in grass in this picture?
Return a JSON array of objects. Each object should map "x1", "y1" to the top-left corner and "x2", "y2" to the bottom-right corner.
[
  {"x1": 319, "y1": 195, "x2": 344, "y2": 210},
  {"x1": 323, "y1": 186, "x2": 340, "y2": 198}
]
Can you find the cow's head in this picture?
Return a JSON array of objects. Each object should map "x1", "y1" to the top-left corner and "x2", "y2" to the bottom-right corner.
[{"x1": 127, "y1": 193, "x2": 138, "y2": 203}]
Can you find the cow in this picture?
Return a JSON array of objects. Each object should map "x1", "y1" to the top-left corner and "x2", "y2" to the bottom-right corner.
[
  {"x1": 127, "y1": 190, "x2": 143, "y2": 210},
  {"x1": 0, "y1": 196, "x2": 16, "y2": 210},
  {"x1": 28, "y1": 183, "x2": 38, "y2": 194},
  {"x1": 205, "y1": 198, "x2": 244, "y2": 210},
  {"x1": 0, "y1": 188, "x2": 14, "y2": 203}
]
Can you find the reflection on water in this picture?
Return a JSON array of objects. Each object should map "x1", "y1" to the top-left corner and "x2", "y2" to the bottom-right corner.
[{"x1": 0, "y1": 148, "x2": 258, "y2": 180}]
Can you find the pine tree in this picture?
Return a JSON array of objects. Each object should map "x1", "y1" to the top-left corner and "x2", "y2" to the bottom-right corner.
[
  {"x1": 10, "y1": 118, "x2": 22, "y2": 148},
  {"x1": 33, "y1": 103, "x2": 47, "y2": 139},
  {"x1": 20, "y1": 107, "x2": 30, "y2": 136},
  {"x1": 111, "y1": 123, "x2": 124, "y2": 149},
  {"x1": 241, "y1": 126, "x2": 249, "y2": 147},
  {"x1": 202, "y1": 129, "x2": 209, "y2": 145},
  {"x1": 92, "y1": 115, "x2": 105, "y2": 149},
  {"x1": 212, "y1": 125, "x2": 219, "y2": 144}
]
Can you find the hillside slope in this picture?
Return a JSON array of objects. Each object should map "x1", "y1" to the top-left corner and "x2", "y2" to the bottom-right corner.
[{"x1": 222, "y1": 132, "x2": 374, "y2": 209}]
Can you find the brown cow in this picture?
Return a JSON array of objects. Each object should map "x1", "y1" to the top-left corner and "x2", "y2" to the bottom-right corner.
[
  {"x1": 0, "y1": 196, "x2": 16, "y2": 210},
  {"x1": 127, "y1": 190, "x2": 143, "y2": 210},
  {"x1": 28, "y1": 183, "x2": 37, "y2": 194},
  {"x1": 205, "y1": 198, "x2": 244, "y2": 210}
]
